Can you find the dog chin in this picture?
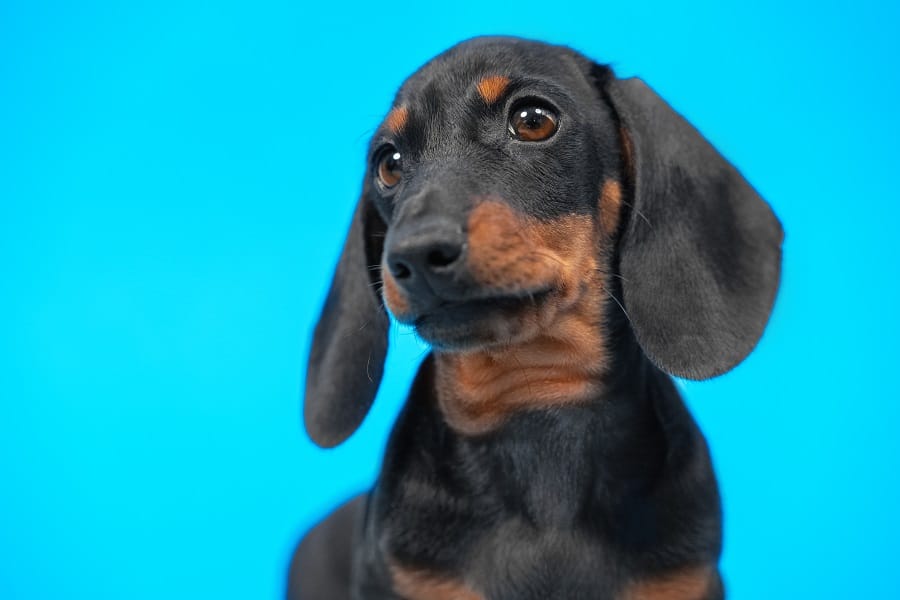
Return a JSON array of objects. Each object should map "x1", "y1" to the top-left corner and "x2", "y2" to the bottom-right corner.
[
  {"x1": 410, "y1": 292, "x2": 552, "y2": 352},
  {"x1": 414, "y1": 321, "x2": 502, "y2": 352}
]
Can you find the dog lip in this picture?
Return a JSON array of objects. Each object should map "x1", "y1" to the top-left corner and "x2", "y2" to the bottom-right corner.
[{"x1": 410, "y1": 287, "x2": 554, "y2": 327}]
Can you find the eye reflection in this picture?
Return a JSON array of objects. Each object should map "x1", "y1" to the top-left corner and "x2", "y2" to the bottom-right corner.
[
  {"x1": 509, "y1": 105, "x2": 558, "y2": 141},
  {"x1": 376, "y1": 147, "x2": 403, "y2": 189}
]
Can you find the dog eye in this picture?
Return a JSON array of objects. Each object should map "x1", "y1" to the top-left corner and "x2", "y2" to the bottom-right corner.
[
  {"x1": 509, "y1": 105, "x2": 558, "y2": 141},
  {"x1": 375, "y1": 146, "x2": 403, "y2": 189}
]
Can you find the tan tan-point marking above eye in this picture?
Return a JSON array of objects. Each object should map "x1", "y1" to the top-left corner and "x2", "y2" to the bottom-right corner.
[
  {"x1": 619, "y1": 566, "x2": 713, "y2": 600},
  {"x1": 476, "y1": 75, "x2": 510, "y2": 104},
  {"x1": 390, "y1": 562, "x2": 484, "y2": 600},
  {"x1": 381, "y1": 264, "x2": 410, "y2": 317},
  {"x1": 386, "y1": 105, "x2": 409, "y2": 134},
  {"x1": 599, "y1": 179, "x2": 623, "y2": 236}
]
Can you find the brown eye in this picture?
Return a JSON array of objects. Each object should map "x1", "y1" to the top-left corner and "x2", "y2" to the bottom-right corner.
[
  {"x1": 376, "y1": 146, "x2": 403, "y2": 189},
  {"x1": 509, "y1": 105, "x2": 558, "y2": 141}
]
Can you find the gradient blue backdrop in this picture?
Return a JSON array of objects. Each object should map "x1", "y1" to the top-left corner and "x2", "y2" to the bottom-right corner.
[{"x1": 2, "y1": 1, "x2": 898, "y2": 598}]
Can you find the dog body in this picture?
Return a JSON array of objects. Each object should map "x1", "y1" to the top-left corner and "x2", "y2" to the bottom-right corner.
[{"x1": 290, "y1": 37, "x2": 782, "y2": 600}]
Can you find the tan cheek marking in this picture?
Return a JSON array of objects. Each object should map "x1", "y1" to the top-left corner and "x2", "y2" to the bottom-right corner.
[
  {"x1": 391, "y1": 563, "x2": 484, "y2": 600},
  {"x1": 476, "y1": 75, "x2": 510, "y2": 104},
  {"x1": 466, "y1": 200, "x2": 562, "y2": 291},
  {"x1": 435, "y1": 199, "x2": 610, "y2": 435},
  {"x1": 381, "y1": 265, "x2": 410, "y2": 317},
  {"x1": 466, "y1": 199, "x2": 599, "y2": 305},
  {"x1": 619, "y1": 566, "x2": 713, "y2": 600},
  {"x1": 386, "y1": 105, "x2": 409, "y2": 134},
  {"x1": 600, "y1": 179, "x2": 623, "y2": 236}
]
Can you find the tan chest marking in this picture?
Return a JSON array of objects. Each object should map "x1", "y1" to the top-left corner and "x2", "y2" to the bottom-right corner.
[
  {"x1": 391, "y1": 563, "x2": 484, "y2": 600},
  {"x1": 619, "y1": 566, "x2": 714, "y2": 600}
]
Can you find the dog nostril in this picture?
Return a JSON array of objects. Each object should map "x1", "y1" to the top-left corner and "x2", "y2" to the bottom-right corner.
[
  {"x1": 389, "y1": 260, "x2": 412, "y2": 280},
  {"x1": 426, "y1": 244, "x2": 462, "y2": 269}
]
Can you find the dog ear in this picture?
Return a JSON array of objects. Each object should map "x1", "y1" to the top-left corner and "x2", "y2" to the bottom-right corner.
[
  {"x1": 304, "y1": 187, "x2": 389, "y2": 447},
  {"x1": 604, "y1": 77, "x2": 783, "y2": 380}
]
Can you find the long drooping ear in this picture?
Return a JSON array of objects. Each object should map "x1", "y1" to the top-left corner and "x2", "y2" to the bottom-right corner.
[
  {"x1": 605, "y1": 77, "x2": 783, "y2": 380},
  {"x1": 304, "y1": 190, "x2": 389, "y2": 447}
]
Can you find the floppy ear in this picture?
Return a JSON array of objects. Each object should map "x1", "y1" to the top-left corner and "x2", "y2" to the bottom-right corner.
[
  {"x1": 304, "y1": 189, "x2": 389, "y2": 447},
  {"x1": 605, "y1": 77, "x2": 783, "y2": 380}
]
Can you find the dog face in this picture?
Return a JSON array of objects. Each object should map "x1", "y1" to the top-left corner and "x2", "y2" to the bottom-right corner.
[
  {"x1": 371, "y1": 39, "x2": 622, "y2": 351},
  {"x1": 304, "y1": 37, "x2": 783, "y2": 448}
]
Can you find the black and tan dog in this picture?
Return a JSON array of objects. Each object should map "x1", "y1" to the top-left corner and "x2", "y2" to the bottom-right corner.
[{"x1": 289, "y1": 36, "x2": 782, "y2": 600}]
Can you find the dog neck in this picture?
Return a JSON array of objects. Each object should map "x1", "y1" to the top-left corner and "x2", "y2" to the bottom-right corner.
[
  {"x1": 433, "y1": 291, "x2": 611, "y2": 436},
  {"x1": 391, "y1": 319, "x2": 670, "y2": 531}
]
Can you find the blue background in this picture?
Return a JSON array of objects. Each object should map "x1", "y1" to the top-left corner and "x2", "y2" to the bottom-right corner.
[{"x1": 2, "y1": 1, "x2": 898, "y2": 598}]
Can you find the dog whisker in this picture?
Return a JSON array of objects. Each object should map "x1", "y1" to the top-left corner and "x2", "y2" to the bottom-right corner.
[
  {"x1": 355, "y1": 126, "x2": 378, "y2": 143},
  {"x1": 365, "y1": 352, "x2": 374, "y2": 383},
  {"x1": 621, "y1": 199, "x2": 652, "y2": 228},
  {"x1": 528, "y1": 250, "x2": 566, "y2": 267},
  {"x1": 602, "y1": 287, "x2": 634, "y2": 328}
]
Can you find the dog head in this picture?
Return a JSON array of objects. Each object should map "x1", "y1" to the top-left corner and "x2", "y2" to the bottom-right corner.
[{"x1": 304, "y1": 37, "x2": 783, "y2": 448}]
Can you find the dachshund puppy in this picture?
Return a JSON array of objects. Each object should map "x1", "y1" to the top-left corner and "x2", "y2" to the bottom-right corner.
[{"x1": 289, "y1": 36, "x2": 782, "y2": 600}]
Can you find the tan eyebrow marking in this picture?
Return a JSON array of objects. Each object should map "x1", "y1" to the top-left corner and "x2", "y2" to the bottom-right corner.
[
  {"x1": 386, "y1": 105, "x2": 409, "y2": 133},
  {"x1": 476, "y1": 75, "x2": 510, "y2": 104}
]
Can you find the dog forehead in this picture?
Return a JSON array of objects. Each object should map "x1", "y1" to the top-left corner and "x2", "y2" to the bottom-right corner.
[{"x1": 395, "y1": 37, "x2": 589, "y2": 109}]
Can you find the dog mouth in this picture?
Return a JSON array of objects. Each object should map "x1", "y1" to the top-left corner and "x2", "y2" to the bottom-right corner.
[{"x1": 406, "y1": 288, "x2": 555, "y2": 351}]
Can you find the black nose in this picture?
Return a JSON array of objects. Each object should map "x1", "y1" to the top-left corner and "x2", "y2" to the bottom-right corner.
[
  {"x1": 389, "y1": 239, "x2": 462, "y2": 279},
  {"x1": 385, "y1": 222, "x2": 465, "y2": 294}
]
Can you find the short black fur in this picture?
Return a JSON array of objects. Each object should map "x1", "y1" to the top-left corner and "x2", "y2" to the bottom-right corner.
[{"x1": 292, "y1": 36, "x2": 781, "y2": 599}]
